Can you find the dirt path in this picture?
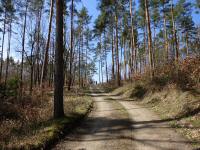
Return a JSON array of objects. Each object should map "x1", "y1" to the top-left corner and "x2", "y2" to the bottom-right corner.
[
  {"x1": 52, "y1": 91, "x2": 194, "y2": 150},
  {"x1": 109, "y1": 96, "x2": 194, "y2": 150}
]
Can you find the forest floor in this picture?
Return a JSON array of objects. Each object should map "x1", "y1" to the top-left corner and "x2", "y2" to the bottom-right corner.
[
  {"x1": 52, "y1": 87, "x2": 196, "y2": 150},
  {"x1": 0, "y1": 87, "x2": 93, "y2": 149}
]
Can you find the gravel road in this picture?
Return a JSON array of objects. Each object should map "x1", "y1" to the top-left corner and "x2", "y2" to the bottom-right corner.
[{"x1": 52, "y1": 90, "x2": 193, "y2": 150}]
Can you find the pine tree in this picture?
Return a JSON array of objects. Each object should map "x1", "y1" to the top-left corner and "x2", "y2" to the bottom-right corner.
[{"x1": 54, "y1": 0, "x2": 64, "y2": 119}]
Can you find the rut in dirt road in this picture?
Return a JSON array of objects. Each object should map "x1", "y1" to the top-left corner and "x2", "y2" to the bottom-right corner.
[{"x1": 52, "y1": 91, "x2": 194, "y2": 150}]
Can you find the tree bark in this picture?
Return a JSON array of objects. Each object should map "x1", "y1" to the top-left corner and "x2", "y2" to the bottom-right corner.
[
  {"x1": 20, "y1": 1, "x2": 28, "y2": 98},
  {"x1": 104, "y1": 33, "x2": 108, "y2": 83},
  {"x1": 5, "y1": 20, "x2": 12, "y2": 88},
  {"x1": 54, "y1": 0, "x2": 65, "y2": 119},
  {"x1": 99, "y1": 60, "x2": 101, "y2": 84},
  {"x1": 123, "y1": 37, "x2": 127, "y2": 81},
  {"x1": 78, "y1": 34, "x2": 81, "y2": 87},
  {"x1": 145, "y1": 0, "x2": 154, "y2": 78},
  {"x1": 41, "y1": 0, "x2": 54, "y2": 86},
  {"x1": 171, "y1": 0, "x2": 179, "y2": 62},
  {"x1": 163, "y1": 3, "x2": 169, "y2": 61},
  {"x1": 68, "y1": 0, "x2": 74, "y2": 91},
  {"x1": 30, "y1": 28, "x2": 37, "y2": 94},
  {"x1": 111, "y1": 28, "x2": 115, "y2": 80},
  {"x1": 0, "y1": 11, "x2": 6, "y2": 83},
  {"x1": 115, "y1": 15, "x2": 120, "y2": 86},
  {"x1": 130, "y1": 0, "x2": 137, "y2": 74}
]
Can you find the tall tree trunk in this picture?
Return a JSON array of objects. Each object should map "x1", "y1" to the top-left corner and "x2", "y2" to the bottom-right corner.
[
  {"x1": 171, "y1": 0, "x2": 179, "y2": 62},
  {"x1": 41, "y1": 0, "x2": 54, "y2": 86},
  {"x1": 101, "y1": 58, "x2": 103, "y2": 83},
  {"x1": 99, "y1": 60, "x2": 101, "y2": 84},
  {"x1": 30, "y1": 28, "x2": 37, "y2": 94},
  {"x1": 153, "y1": 26, "x2": 156, "y2": 68},
  {"x1": 128, "y1": 43, "x2": 132, "y2": 80},
  {"x1": 105, "y1": 55, "x2": 108, "y2": 82},
  {"x1": 54, "y1": 0, "x2": 64, "y2": 119},
  {"x1": 104, "y1": 33, "x2": 108, "y2": 83},
  {"x1": 163, "y1": 3, "x2": 169, "y2": 61},
  {"x1": 36, "y1": 9, "x2": 42, "y2": 86},
  {"x1": 111, "y1": 28, "x2": 115, "y2": 80},
  {"x1": 0, "y1": 11, "x2": 6, "y2": 83},
  {"x1": 120, "y1": 37, "x2": 123, "y2": 79},
  {"x1": 81, "y1": 29, "x2": 84, "y2": 87},
  {"x1": 78, "y1": 35, "x2": 81, "y2": 87},
  {"x1": 130, "y1": 0, "x2": 137, "y2": 74},
  {"x1": 115, "y1": 15, "x2": 120, "y2": 86},
  {"x1": 139, "y1": 55, "x2": 142, "y2": 73},
  {"x1": 85, "y1": 33, "x2": 89, "y2": 84},
  {"x1": 123, "y1": 37, "x2": 127, "y2": 81},
  {"x1": 68, "y1": 0, "x2": 74, "y2": 91},
  {"x1": 145, "y1": 0, "x2": 154, "y2": 78},
  {"x1": 143, "y1": 26, "x2": 147, "y2": 72},
  {"x1": 50, "y1": 38, "x2": 55, "y2": 87},
  {"x1": 20, "y1": 1, "x2": 28, "y2": 98},
  {"x1": 5, "y1": 20, "x2": 12, "y2": 89}
]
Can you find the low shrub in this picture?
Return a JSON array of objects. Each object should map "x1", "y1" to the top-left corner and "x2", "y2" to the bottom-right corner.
[
  {"x1": 150, "y1": 56, "x2": 200, "y2": 89},
  {"x1": 6, "y1": 77, "x2": 19, "y2": 97},
  {"x1": 0, "y1": 82, "x2": 5, "y2": 98},
  {"x1": 130, "y1": 85, "x2": 147, "y2": 99}
]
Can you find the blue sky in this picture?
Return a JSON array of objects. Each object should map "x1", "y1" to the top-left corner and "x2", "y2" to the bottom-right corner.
[
  {"x1": 80, "y1": 0, "x2": 200, "y2": 25},
  {"x1": 78, "y1": 0, "x2": 100, "y2": 82},
  {"x1": 79, "y1": 0, "x2": 99, "y2": 27},
  {"x1": 1, "y1": 0, "x2": 199, "y2": 82},
  {"x1": 78, "y1": 0, "x2": 200, "y2": 83}
]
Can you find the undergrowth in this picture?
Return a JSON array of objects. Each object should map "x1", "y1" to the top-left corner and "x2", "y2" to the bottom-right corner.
[
  {"x1": 0, "y1": 86, "x2": 93, "y2": 150},
  {"x1": 109, "y1": 56, "x2": 200, "y2": 148}
]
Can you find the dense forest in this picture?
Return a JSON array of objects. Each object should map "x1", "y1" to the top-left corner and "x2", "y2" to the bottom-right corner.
[{"x1": 0, "y1": 0, "x2": 199, "y2": 149}]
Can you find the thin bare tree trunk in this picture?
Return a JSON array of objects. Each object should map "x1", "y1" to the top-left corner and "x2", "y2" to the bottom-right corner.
[
  {"x1": 123, "y1": 37, "x2": 127, "y2": 81},
  {"x1": 145, "y1": 0, "x2": 154, "y2": 78},
  {"x1": 5, "y1": 20, "x2": 12, "y2": 89},
  {"x1": 78, "y1": 35, "x2": 81, "y2": 87},
  {"x1": 115, "y1": 15, "x2": 120, "y2": 86},
  {"x1": 36, "y1": 9, "x2": 42, "y2": 86},
  {"x1": 163, "y1": 3, "x2": 169, "y2": 61},
  {"x1": 68, "y1": 0, "x2": 74, "y2": 91},
  {"x1": 101, "y1": 58, "x2": 103, "y2": 83},
  {"x1": 99, "y1": 60, "x2": 101, "y2": 84},
  {"x1": 171, "y1": 0, "x2": 179, "y2": 62},
  {"x1": 130, "y1": 0, "x2": 137, "y2": 74},
  {"x1": 20, "y1": 1, "x2": 28, "y2": 98},
  {"x1": 104, "y1": 33, "x2": 108, "y2": 83},
  {"x1": 144, "y1": 26, "x2": 147, "y2": 73},
  {"x1": 30, "y1": 28, "x2": 37, "y2": 94},
  {"x1": 41, "y1": 0, "x2": 54, "y2": 86},
  {"x1": 111, "y1": 28, "x2": 115, "y2": 80},
  {"x1": 0, "y1": 11, "x2": 6, "y2": 83},
  {"x1": 81, "y1": 29, "x2": 84, "y2": 87},
  {"x1": 153, "y1": 26, "x2": 156, "y2": 68}
]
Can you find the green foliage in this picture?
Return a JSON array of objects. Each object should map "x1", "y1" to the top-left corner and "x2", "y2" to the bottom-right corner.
[
  {"x1": 6, "y1": 77, "x2": 19, "y2": 97},
  {"x1": 130, "y1": 85, "x2": 147, "y2": 99},
  {"x1": 0, "y1": 82, "x2": 5, "y2": 98},
  {"x1": 152, "y1": 75, "x2": 170, "y2": 87}
]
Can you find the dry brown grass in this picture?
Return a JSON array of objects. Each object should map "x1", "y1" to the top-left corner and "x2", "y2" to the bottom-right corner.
[
  {"x1": 108, "y1": 57, "x2": 200, "y2": 147},
  {"x1": 0, "y1": 87, "x2": 93, "y2": 149}
]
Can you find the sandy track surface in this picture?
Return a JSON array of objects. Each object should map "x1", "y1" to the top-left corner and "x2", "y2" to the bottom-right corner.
[{"x1": 52, "y1": 91, "x2": 194, "y2": 150}]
